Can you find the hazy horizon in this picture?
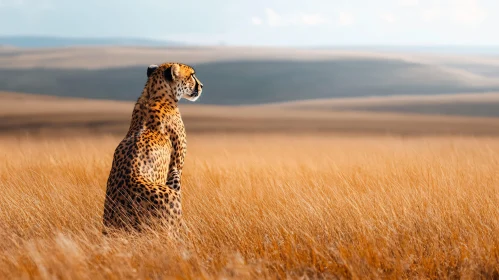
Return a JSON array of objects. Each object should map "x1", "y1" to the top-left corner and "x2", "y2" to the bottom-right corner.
[
  {"x1": 2, "y1": 35, "x2": 499, "y2": 56},
  {"x1": 1, "y1": 0, "x2": 498, "y2": 47}
]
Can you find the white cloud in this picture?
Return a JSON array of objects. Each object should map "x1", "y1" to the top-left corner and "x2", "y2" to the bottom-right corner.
[
  {"x1": 450, "y1": 0, "x2": 486, "y2": 24},
  {"x1": 264, "y1": 8, "x2": 284, "y2": 27},
  {"x1": 251, "y1": 17, "x2": 263, "y2": 25},
  {"x1": 398, "y1": 0, "x2": 419, "y2": 7},
  {"x1": 252, "y1": 8, "x2": 331, "y2": 27},
  {"x1": 421, "y1": 8, "x2": 440, "y2": 22},
  {"x1": 380, "y1": 12, "x2": 396, "y2": 24},
  {"x1": 418, "y1": 0, "x2": 486, "y2": 25},
  {"x1": 337, "y1": 12, "x2": 355, "y2": 26},
  {"x1": 301, "y1": 14, "x2": 329, "y2": 26}
]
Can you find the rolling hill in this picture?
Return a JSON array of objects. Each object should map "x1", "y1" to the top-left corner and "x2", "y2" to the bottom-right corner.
[
  {"x1": 265, "y1": 92, "x2": 499, "y2": 118},
  {"x1": 0, "y1": 59, "x2": 498, "y2": 106},
  {"x1": 2, "y1": 46, "x2": 499, "y2": 70},
  {"x1": 2, "y1": 91, "x2": 499, "y2": 137},
  {"x1": 0, "y1": 46, "x2": 498, "y2": 108}
]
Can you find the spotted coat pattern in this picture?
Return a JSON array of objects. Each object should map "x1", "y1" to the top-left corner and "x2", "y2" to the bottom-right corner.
[{"x1": 102, "y1": 62, "x2": 203, "y2": 233}]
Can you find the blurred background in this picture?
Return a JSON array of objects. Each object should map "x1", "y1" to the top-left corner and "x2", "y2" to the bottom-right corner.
[{"x1": 1, "y1": 0, "x2": 499, "y2": 137}]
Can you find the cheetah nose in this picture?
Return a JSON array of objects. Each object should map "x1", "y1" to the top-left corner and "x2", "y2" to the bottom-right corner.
[{"x1": 199, "y1": 83, "x2": 203, "y2": 88}]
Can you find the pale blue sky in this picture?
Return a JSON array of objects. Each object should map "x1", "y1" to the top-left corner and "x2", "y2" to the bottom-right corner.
[{"x1": 0, "y1": 0, "x2": 497, "y2": 46}]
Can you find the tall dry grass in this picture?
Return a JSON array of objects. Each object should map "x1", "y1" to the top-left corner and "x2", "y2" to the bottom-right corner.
[{"x1": 0, "y1": 133, "x2": 498, "y2": 279}]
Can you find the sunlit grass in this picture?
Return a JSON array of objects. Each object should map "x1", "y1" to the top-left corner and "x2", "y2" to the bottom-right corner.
[{"x1": 1, "y1": 134, "x2": 498, "y2": 279}]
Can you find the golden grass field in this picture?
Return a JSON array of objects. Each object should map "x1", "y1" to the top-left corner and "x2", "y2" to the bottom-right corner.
[
  {"x1": 1, "y1": 132, "x2": 499, "y2": 279},
  {"x1": 2, "y1": 91, "x2": 499, "y2": 279}
]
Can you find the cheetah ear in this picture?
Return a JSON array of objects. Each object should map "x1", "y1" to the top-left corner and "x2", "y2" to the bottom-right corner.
[
  {"x1": 147, "y1": 64, "x2": 158, "y2": 78},
  {"x1": 164, "y1": 64, "x2": 180, "y2": 82}
]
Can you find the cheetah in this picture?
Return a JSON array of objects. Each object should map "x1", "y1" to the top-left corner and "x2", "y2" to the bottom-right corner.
[{"x1": 102, "y1": 62, "x2": 203, "y2": 234}]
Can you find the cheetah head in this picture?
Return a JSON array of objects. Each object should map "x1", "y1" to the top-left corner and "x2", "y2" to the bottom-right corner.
[{"x1": 146, "y1": 62, "x2": 203, "y2": 102}]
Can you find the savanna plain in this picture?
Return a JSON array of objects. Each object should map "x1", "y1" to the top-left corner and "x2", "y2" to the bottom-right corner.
[
  {"x1": 1, "y1": 45, "x2": 499, "y2": 278},
  {"x1": 1, "y1": 129, "x2": 499, "y2": 279}
]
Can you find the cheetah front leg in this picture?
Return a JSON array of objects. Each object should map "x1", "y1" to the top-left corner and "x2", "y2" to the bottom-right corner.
[
  {"x1": 166, "y1": 167, "x2": 181, "y2": 191},
  {"x1": 166, "y1": 167, "x2": 186, "y2": 234}
]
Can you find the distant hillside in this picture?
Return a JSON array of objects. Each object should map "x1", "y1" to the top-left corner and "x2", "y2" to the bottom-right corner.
[
  {"x1": 2, "y1": 91, "x2": 499, "y2": 136},
  {"x1": 0, "y1": 59, "x2": 498, "y2": 105},
  {"x1": 265, "y1": 92, "x2": 499, "y2": 118},
  {"x1": 0, "y1": 36, "x2": 183, "y2": 48},
  {"x1": 315, "y1": 45, "x2": 499, "y2": 55}
]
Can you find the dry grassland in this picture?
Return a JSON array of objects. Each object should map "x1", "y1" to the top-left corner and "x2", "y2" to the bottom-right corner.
[
  {"x1": 1, "y1": 133, "x2": 498, "y2": 279},
  {"x1": 3, "y1": 92, "x2": 499, "y2": 137}
]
